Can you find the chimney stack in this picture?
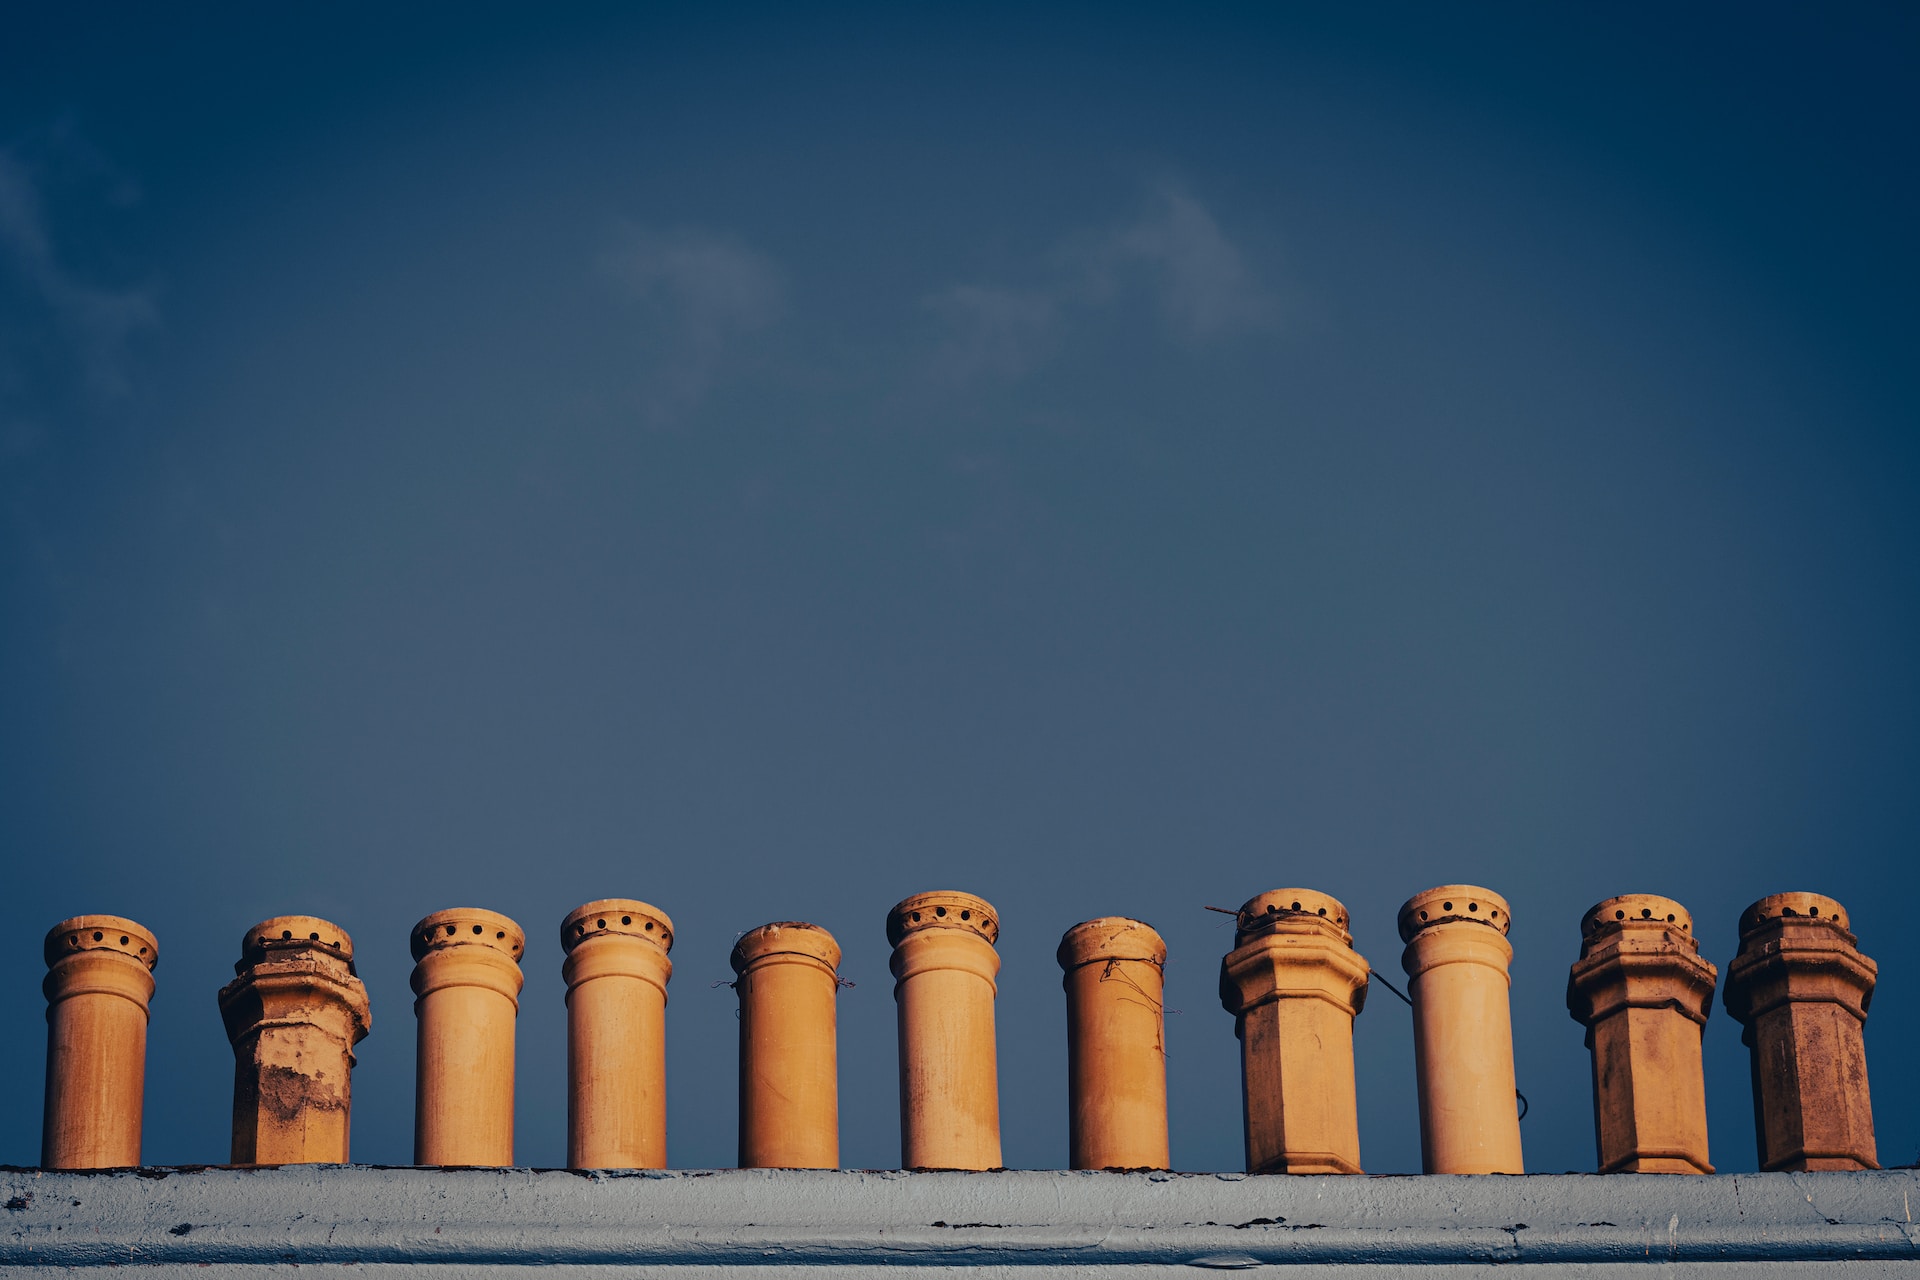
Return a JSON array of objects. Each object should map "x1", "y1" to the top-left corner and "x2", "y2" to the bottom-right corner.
[
  {"x1": 40, "y1": 915, "x2": 158, "y2": 1169},
  {"x1": 410, "y1": 908, "x2": 525, "y2": 1167},
  {"x1": 1398, "y1": 885, "x2": 1524, "y2": 1174},
  {"x1": 219, "y1": 915, "x2": 371, "y2": 1165},
  {"x1": 888, "y1": 890, "x2": 1002, "y2": 1170},
  {"x1": 1058, "y1": 917, "x2": 1170, "y2": 1171},
  {"x1": 562, "y1": 899, "x2": 674, "y2": 1169},
  {"x1": 1566, "y1": 895, "x2": 1715, "y2": 1174},
  {"x1": 1723, "y1": 892, "x2": 1878, "y2": 1171},
  {"x1": 732, "y1": 922, "x2": 841, "y2": 1169},
  {"x1": 1218, "y1": 890, "x2": 1369, "y2": 1174}
]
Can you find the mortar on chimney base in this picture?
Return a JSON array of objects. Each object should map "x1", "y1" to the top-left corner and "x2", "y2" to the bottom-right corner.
[{"x1": 219, "y1": 915, "x2": 371, "y2": 1166}]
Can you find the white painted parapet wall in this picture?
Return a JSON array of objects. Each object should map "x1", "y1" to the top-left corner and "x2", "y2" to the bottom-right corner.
[{"x1": 3, "y1": 1166, "x2": 1919, "y2": 1275}]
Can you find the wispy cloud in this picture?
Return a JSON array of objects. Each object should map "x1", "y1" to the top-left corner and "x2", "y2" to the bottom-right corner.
[
  {"x1": 922, "y1": 285, "x2": 1057, "y2": 383},
  {"x1": 923, "y1": 179, "x2": 1279, "y2": 384},
  {"x1": 0, "y1": 147, "x2": 157, "y2": 413},
  {"x1": 1100, "y1": 182, "x2": 1271, "y2": 340},
  {"x1": 599, "y1": 224, "x2": 784, "y2": 415}
]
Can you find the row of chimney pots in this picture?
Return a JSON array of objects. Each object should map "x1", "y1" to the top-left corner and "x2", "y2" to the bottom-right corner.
[{"x1": 38, "y1": 885, "x2": 1877, "y2": 1176}]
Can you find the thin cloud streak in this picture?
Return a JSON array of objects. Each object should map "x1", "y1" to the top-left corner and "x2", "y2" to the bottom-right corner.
[
  {"x1": 0, "y1": 148, "x2": 156, "y2": 409},
  {"x1": 924, "y1": 180, "x2": 1279, "y2": 384},
  {"x1": 599, "y1": 223, "x2": 784, "y2": 416}
]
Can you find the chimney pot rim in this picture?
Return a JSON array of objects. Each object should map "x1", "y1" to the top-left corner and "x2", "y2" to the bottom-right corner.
[
  {"x1": 411, "y1": 907, "x2": 526, "y2": 963},
  {"x1": 1737, "y1": 891, "x2": 1851, "y2": 940},
  {"x1": 1231, "y1": 889, "x2": 1352, "y2": 946},
  {"x1": 886, "y1": 890, "x2": 999, "y2": 948},
  {"x1": 730, "y1": 920, "x2": 841, "y2": 973},
  {"x1": 43, "y1": 914, "x2": 159, "y2": 972},
  {"x1": 559, "y1": 898, "x2": 675, "y2": 955},
  {"x1": 1397, "y1": 884, "x2": 1512, "y2": 942}
]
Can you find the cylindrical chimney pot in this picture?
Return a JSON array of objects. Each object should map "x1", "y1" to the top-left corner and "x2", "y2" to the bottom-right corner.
[
  {"x1": 731, "y1": 921, "x2": 841, "y2": 1169},
  {"x1": 41, "y1": 916, "x2": 159, "y2": 1169},
  {"x1": 1398, "y1": 885, "x2": 1524, "y2": 1174},
  {"x1": 888, "y1": 890, "x2": 1002, "y2": 1170},
  {"x1": 219, "y1": 915, "x2": 371, "y2": 1165},
  {"x1": 561, "y1": 899, "x2": 674, "y2": 1169},
  {"x1": 1566, "y1": 895, "x2": 1715, "y2": 1174},
  {"x1": 1218, "y1": 890, "x2": 1369, "y2": 1174},
  {"x1": 1723, "y1": 891, "x2": 1878, "y2": 1171},
  {"x1": 1059, "y1": 917, "x2": 1169, "y2": 1170},
  {"x1": 410, "y1": 907, "x2": 525, "y2": 1167}
]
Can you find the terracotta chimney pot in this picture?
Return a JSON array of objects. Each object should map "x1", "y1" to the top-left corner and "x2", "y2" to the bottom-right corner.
[
  {"x1": 40, "y1": 915, "x2": 159, "y2": 1169},
  {"x1": 1723, "y1": 891, "x2": 1878, "y2": 1171},
  {"x1": 887, "y1": 890, "x2": 1002, "y2": 1170},
  {"x1": 410, "y1": 907, "x2": 525, "y2": 1167},
  {"x1": 1059, "y1": 917, "x2": 1170, "y2": 1171},
  {"x1": 731, "y1": 921, "x2": 841, "y2": 1169},
  {"x1": 1566, "y1": 894, "x2": 1715, "y2": 1174},
  {"x1": 1217, "y1": 890, "x2": 1369, "y2": 1174},
  {"x1": 561, "y1": 899, "x2": 675, "y2": 1169},
  {"x1": 218, "y1": 915, "x2": 371, "y2": 1165},
  {"x1": 1398, "y1": 885, "x2": 1524, "y2": 1174}
]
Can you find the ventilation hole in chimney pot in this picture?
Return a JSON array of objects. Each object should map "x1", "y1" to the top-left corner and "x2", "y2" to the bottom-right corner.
[
  {"x1": 645, "y1": 921, "x2": 655, "y2": 931},
  {"x1": 93, "y1": 931, "x2": 103, "y2": 941},
  {"x1": 1442, "y1": 902, "x2": 1452, "y2": 912},
  {"x1": 622, "y1": 916, "x2": 632, "y2": 925},
  {"x1": 445, "y1": 924, "x2": 457, "y2": 935},
  {"x1": 309, "y1": 932, "x2": 319, "y2": 941},
  {"x1": 1641, "y1": 908, "x2": 1652, "y2": 918},
  {"x1": 1266, "y1": 904, "x2": 1278, "y2": 914},
  {"x1": 1810, "y1": 907, "x2": 1820, "y2": 917},
  {"x1": 596, "y1": 920, "x2": 606, "y2": 930},
  {"x1": 961, "y1": 910, "x2": 971, "y2": 920},
  {"x1": 912, "y1": 911, "x2": 922, "y2": 922},
  {"x1": 497, "y1": 931, "x2": 506, "y2": 940},
  {"x1": 935, "y1": 906, "x2": 947, "y2": 917},
  {"x1": 282, "y1": 930, "x2": 293, "y2": 939},
  {"x1": 69, "y1": 934, "x2": 78, "y2": 946},
  {"x1": 139, "y1": 946, "x2": 147, "y2": 954},
  {"x1": 1783, "y1": 907, "x2": 1797, "y2": 916},
  {"x1": 119, "y1": 935, "x2": 129, "y2": 945},
  {"x1": 1419, "y1": 910, "x2": 1428, "y2": 920},
  {"x1": 1615, "y1": 910, "x2": 1625, "y2": 919},
  {"x1": 1291, "y1": 901, "x2": 1302, "y2": 910},
  {"x1": 1317, "y1": 907, "x2": 1327, "y2": 916},
  {"x1": 1469, "y1": 903, "x2": 1478, "y2": 912}
]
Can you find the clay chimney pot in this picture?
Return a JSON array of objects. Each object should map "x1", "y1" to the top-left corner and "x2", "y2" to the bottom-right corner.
[
  {"x1": 561, "y1": 898, "x2": 675, "y2": 1169},
  {"x1": 1058, "y1": 917, "x2": 1170, "y2": 1171},
  {"x1": 1398, "y1": 884, "x2": 1524, "y2": 1174},
  {"x1": 731, "y1": 921, "x2": 841, "y2": 1169},
  {"x1": 219, "y1": 914, "x2": 371, "y2": 1166},
  {"x1": 410, "y1": 907, "x2": 525, "y2": 1167},
  {"x1": 1218, "y1": 889, "x2": 1369, "y2": 1174},
  {"x1": 40, "y1": 915, "x2": 159, "y2": 1169},
  {"x1": 888, "y1": 890, "x2": 1002, "y2": 1170},
  {"x1": 1723, "y1": 891, "x2": 1877, "y2": 1171},
  {"x1": 1566, "y1": 894, "x2": 1715, "y2": 1174}
]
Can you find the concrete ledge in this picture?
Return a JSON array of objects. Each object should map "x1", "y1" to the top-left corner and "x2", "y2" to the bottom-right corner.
[{"x1": 3, "y1": 1166, "x2": 1919, "y2": 1275}]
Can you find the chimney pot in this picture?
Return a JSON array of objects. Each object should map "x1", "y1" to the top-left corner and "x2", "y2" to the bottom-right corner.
[
  {"x1": 40, "y1": 915, "x2": 158, "y2": 1169},
  {"x1": 888, "y1": 890, "x2": 1002, "y2": 1170},
  {"x1": 1399, "y1": 884, "x2": 1524, "y2": 1174},
  {"x1": 731, "y1": 922, "x2": 841, "y2": 1169},
  {"x1": 1059, "y1": 917, "x2": 1170, "y2": 1171},
  {"x1": 560, "y1": 898, "x2": 674, "y2": 1169},
  {"x1": 410, "y1": 907, "x2": 525, "y2": 1167}
]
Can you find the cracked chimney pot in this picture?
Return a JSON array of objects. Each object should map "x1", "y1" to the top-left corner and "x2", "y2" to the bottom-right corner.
[
  {"x1": 40, "y1": 915, "x2": 159, "y2": 1169},
  {"x1": 1723, "y1": 891, "x2": 1878, "y2": 1171},
  {"x1": 1059, "y1": 917, "x2": 1170, "y2": 1171},
  {"x1": 1398, "y1": 885, "x2": 1524, "y2": 1174},
  {"x1": 218, "y1": 915, "x2": 371, "y2": 1166},
  {"x1": 1566, "y1": 894, "x2": 1715, "y2": 1174},
  {"x1": 410, "y1": 907, "x2": 525, "y2": 1167},
  {"x1": 1217, "y1": 889, "x2": 1369, "y2": 1174},
  {"x1": 561, "y1": 898, "x2": 674, "y2": 1170},
  {"x1": 731, "y1": 921, "x2": 841, "y2": 1169},
  {"x1": 887, "y1": 890, "x2": 1002, "y2": 1170}
]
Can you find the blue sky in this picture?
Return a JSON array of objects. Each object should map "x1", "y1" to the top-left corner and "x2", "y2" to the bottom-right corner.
[{"x1": 3, "y1": 4, "x2": 1918, "y2": 1174}]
